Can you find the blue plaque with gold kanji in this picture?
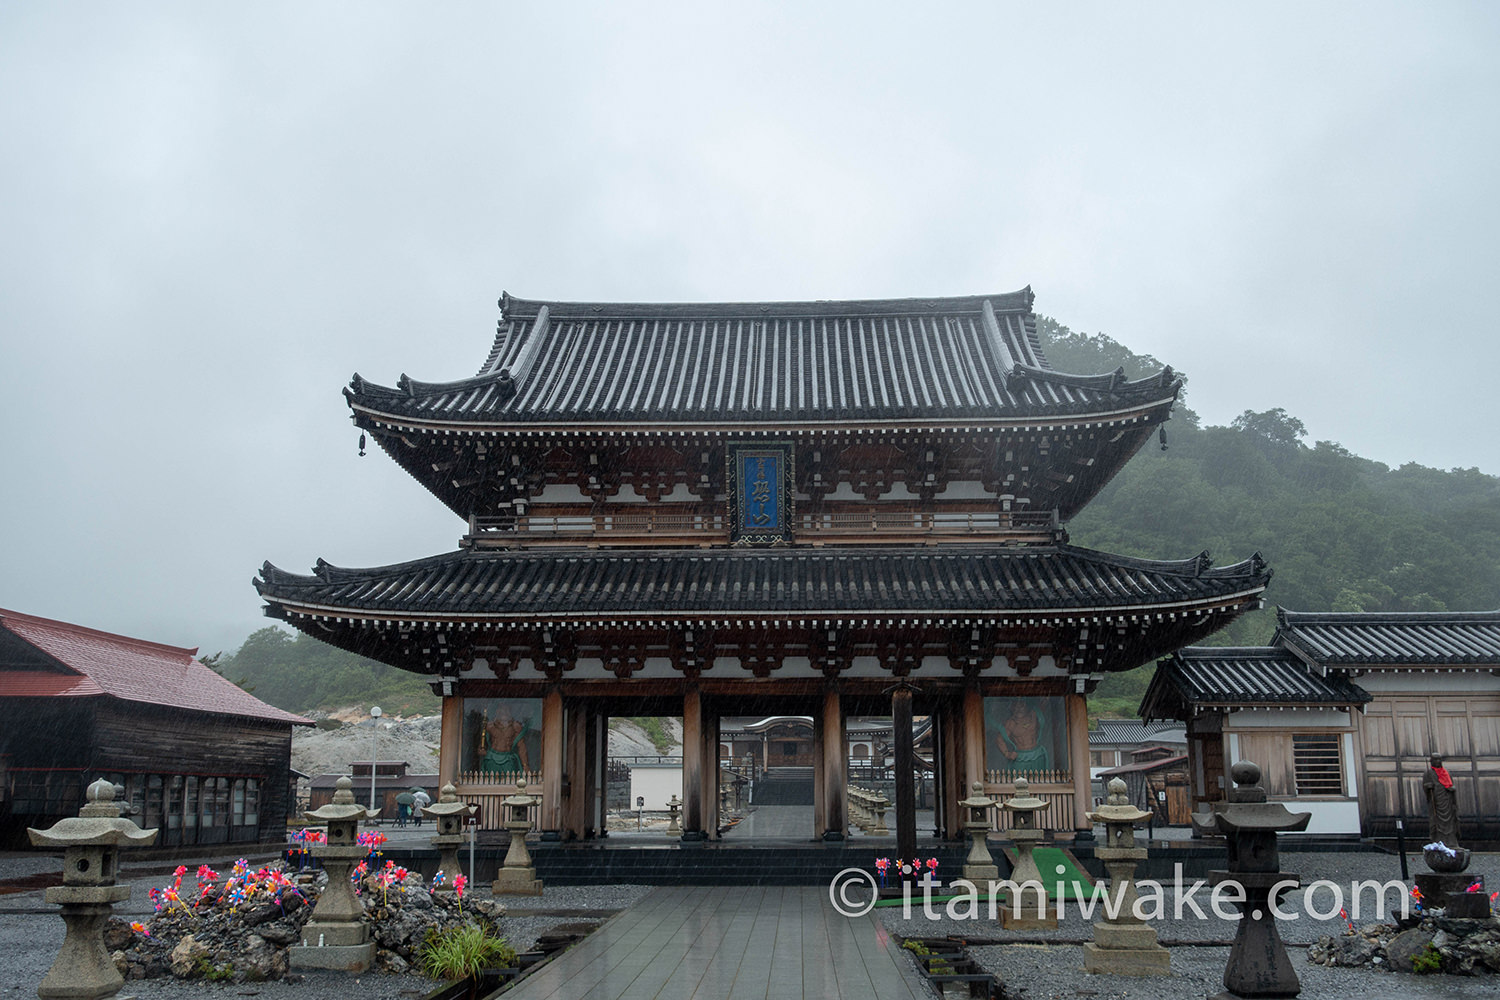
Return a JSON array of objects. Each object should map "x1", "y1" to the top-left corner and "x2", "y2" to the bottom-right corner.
[{"x1": 728, "y1": 443, "x2": 794, "y2": 545}]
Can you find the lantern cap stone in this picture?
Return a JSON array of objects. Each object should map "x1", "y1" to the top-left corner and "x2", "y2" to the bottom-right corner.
[
  {"x1": 1000, "y1": 777, "x2": 1046, "y2": 812},
  {"x1": 27, "y1": 778, "x2": 159, "y2": 848},
  {"x1": 1210, "y1": 761, "x2": 1312, "y2": 833},
  {"x1": 304, "y1": 776, "x2": 379, "y2": 823},
  {"x1": 1088, "y1": 777, "x2": 1151, "y2": 824},
  {"x1": 503, "y1": 777, "x2": 538, "y2": 808},
  {"x1": 960, "y1": 781, "x2": 995, "y2": 809},
  {"x1": 422, "y1": 783, "x2": 477, "y2": 819}
]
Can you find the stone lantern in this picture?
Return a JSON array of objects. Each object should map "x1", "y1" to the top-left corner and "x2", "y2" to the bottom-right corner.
[
  {"x1": 1206, "y1": 761, "x2": 1310, "y2": 999},
  {"x1": 959, "y1": 781, "x2": 999, "y2": 882},
  {"x1": 999, "y1": 777, "x2": 1055, "y2": 929},
  {"x1": 666, "y1": 794, "x2": 682, "y2": 835},
  {"x1": 492, "y1": 778, "x2": 543, "y2": 896},
  {"x1": 291, "y1": 775, "x2": 379, "y2": 972},
  {"x1": 29, "y1": 778, "x2": 157, "y2": 1000},
  {"x1": 1083, "y1": 777, "x2": 1169, "y2": 976},
  {"x1": 421, "y1": 783, "x2": 476, "y2": 889}
]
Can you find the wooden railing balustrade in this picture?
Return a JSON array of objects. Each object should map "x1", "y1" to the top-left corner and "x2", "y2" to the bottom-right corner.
[
  {"x1": 454, "y1": 770, "x2": 544, "y2": 831},
  {"x1": 983, "y1": 769, "x2": 1075, "y2": 832},
  {"x1": 465, "y1": 506, "x2": 1058, "y2": 546}
]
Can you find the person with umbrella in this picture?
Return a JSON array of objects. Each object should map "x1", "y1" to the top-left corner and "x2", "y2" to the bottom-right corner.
[
  {"x1": 411, "y1": 787, "x2": 431, "y2": 827},
  {"x1": 394, "y1": 788, "x2": 416, "y2": 827}
]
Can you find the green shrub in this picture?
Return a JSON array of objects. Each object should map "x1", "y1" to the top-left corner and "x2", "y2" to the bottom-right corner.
[
  {"x1": 419, "y1": 924, "x2": 516, "y2": 981},
  {"x1": 1412, "y1": 943, "x2": 1442, "y2": 975}
]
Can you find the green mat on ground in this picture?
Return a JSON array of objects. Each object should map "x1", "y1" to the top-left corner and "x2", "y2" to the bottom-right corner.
[{"x1": 872, "y1": 846, "x2": 1101, "y2": 906}]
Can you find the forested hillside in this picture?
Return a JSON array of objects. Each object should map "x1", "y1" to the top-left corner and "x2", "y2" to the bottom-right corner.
[
  {"x1": 213, "y1": 627, "x2": 440, "y2": 716},
  {"x1": 213, "y1": 317, "x2": 1500, "y2": 718},
  {"x1": 1042, "y1": 317, "x2": 1500, "y2": 714}
]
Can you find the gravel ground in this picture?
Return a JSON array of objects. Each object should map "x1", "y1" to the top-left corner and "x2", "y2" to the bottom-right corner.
[
  {"x1": 973, "y1": 942, "x2": 1500, "y2": 1000},
  {"x1": 875, "y1": 850, "x2": 1500, "y2": 999}
]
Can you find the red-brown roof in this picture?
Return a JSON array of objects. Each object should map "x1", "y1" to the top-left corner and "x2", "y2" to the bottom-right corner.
[{"x1": 0, "y1": 608, "x2": 310, "y2": 726}]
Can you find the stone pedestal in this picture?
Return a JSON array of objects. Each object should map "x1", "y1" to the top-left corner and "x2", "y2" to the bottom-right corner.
[
  {"x1": 493, "y1": 779, "x2": 543, "y2": 896},
  {"x1": 1000, "y1": 780, "x2": 1057, "y2": 930},
  {"x1": 28, "y1": 778, "x2": 157, "y2": 1000},
  {"x1": 1083, "y1": 778, "x2": 1169, "y2": 976},
  {"x1": 290, "y1": 776, "x2": 377, "y2": 973},
  {"x1": 38, "y1": 889, "x2": 130, "y2": 999},
  {"x1": 1416, "y1": 872, "x2": 1489, "y2": 919}
]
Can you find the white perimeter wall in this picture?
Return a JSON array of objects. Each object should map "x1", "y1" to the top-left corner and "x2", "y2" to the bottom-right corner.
[{"x1": 630, "y1": 764, "x2": 683, "y2": 810}]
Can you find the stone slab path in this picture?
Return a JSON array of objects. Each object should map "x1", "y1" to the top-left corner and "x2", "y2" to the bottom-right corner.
[{"x1": 502, "y1": 884, "x2": 927, "y2": 1000}]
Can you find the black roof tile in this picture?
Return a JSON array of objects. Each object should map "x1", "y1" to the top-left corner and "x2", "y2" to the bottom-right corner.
[
  {"x1": 345, "y1": 290, "x2": 1181, "y2": 427},
  {"x1": 255, "y1": 545, "x2": 1269, "y2": 621},
  {"x1": 1142, "y1": 646, "x2": 1371, "y2": 720},
  {"x1": 1275, "y1": 608, "x2": 1500, "y2": 664}
]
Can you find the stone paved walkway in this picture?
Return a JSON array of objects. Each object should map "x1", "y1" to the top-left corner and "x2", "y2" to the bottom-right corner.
[{"x1": 502, "y1": 885, "x2": 928, "y2": 999}]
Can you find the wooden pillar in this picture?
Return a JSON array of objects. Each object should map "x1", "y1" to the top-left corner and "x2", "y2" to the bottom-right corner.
[
  {"x1": 812, "y1": 710, "x2": 827, "y2": 838},
  {"x1": 822, "y1": 686, "x2": 846, "y2": 840},
  {"x1": 893, "y1": 685, "x2": 916, "y2": 861},
  {"x1": 702, "y1": 705, "x2": 720, "y2": 840},
  {"x1": 439, "y1": 695, "x2": 463, "y2": 786},
  {"x1": 962, "y1": 685, "x2": 986, "y2": 787},
  {"x1": 1067, "y1": 691, "x2": 1091, "y2": 834},
  {"x1": 541, "y1": 688, "x2": 564, "y2": 838},
  {"x1": 940, "y1": 704, "x2": 964, "y2": 839},
  {"x1": 681, "y1": 686, "x2": 705, "y2": 840}
]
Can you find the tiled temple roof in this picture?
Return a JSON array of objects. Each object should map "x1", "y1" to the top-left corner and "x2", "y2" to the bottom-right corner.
[
  {"x1": 256, "y1": 545, "x2": 1268, "y2": 622},
  {"x1": 0, "y1": 608, "x2": 310, "y2": 725},
  {"x1": 345, "y1": 290, "x2": 1182, "y2": 428},
  {"x1": 1141, "y1": 646, "x2": 1371, "y2": 720},
  {"x1": 1274, "y1": 608, "x2": 1500, "y2": 665}
]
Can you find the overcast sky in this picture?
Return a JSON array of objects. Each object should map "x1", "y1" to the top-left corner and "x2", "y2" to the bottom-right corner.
[{"x1": 2, "y1": 3, "x2": 1497, "y2": 656}]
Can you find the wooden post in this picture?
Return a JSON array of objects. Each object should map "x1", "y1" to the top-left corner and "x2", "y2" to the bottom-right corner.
[
  {"x1": 823, "y1": 686, "x2": 846, "y2": 840},
  {"x1": 1067, "y1": 691, "x2": 1091, "y2": 834},
  {"x1": 540, "y1": 688, "x2": 564, "y2": 838},
  {"x1": 438, "y1": 695, "x2": 462, "y2": 786},
  {"x1": 682, "y1": 686, "x2": 705, "y2": 840},
  {"x1": 702, "y1": 705, "x2": 720, "y2": 840},
  {"x1": 963, "y1": 685, "x2": 986, "y2": 787},
  {"x1": 893, "y1": 685, "x2": 916, "y2": 861},
  {"x1": 812, "y1": 709, "x2": 827, "y2": 838}
]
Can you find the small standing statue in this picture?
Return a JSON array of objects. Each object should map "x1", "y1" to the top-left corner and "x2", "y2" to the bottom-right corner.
[
  {"x1": 1422, "y1": 753, "x2": 1461, "y2": 850},
  {"x1": 1417, "y1": 753, "x2": 1487, "y2": 917}
]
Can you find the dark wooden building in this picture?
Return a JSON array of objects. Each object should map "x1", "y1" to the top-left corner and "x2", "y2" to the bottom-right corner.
[
  {"x1": 256, "y1": 288, "x2": 1270, "y2": 846},
  {"x1": 0, "y1": 608, "x2": 311, "y2": 848}
]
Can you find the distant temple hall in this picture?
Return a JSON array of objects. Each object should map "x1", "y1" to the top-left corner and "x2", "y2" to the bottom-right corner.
[{"x1": 256, "y1": 288, "x2": 1270, "y2": 843}]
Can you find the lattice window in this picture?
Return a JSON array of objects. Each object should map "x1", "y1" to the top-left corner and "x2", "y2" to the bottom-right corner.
[{"x1": 1292, "y1": 734, "x2": 1344, "y2": 796}]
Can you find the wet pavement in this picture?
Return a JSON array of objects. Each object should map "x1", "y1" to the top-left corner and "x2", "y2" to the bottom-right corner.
[{"x1": 498, "y1": 885, "x2": 927, "y2": 1000}]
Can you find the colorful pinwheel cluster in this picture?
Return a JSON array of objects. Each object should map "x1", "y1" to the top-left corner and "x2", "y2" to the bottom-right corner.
[
  {"x1": 874, "y1": 858, "x2": 890, "y2": 887},
  {"x1": 147, "y1": 861, "x2": 305, "y2": 917},
  {"x1": 129, "y1": 921, "x2": 150, "y2": 937}
]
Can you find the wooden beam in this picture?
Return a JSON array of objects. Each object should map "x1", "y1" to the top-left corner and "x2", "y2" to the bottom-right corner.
[{"x1": 540, "y1": 688, "x2": 564, "y2": 837}]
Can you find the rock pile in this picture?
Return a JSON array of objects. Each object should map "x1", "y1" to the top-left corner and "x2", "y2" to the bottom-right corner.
[
  {"x1": 106, "y1": 867, "x2": 506, "y2": 983},
  {"x1": 1308, "y1": 916, "x2": 1500, "y2": 976}
]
